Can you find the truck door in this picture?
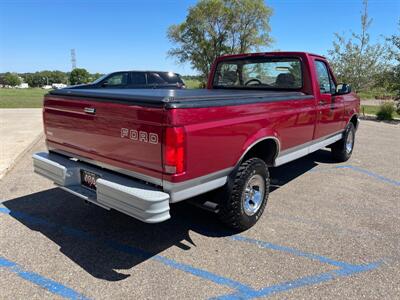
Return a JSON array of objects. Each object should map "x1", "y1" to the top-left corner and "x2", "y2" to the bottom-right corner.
[{"x1": 313, "y1": 59, "x2": 344, "y2": 139}]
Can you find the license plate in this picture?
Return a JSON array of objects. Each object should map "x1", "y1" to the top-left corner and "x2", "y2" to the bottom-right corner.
[{"x1": 80, "y1": 170, "x2": 100, "y2": 191}]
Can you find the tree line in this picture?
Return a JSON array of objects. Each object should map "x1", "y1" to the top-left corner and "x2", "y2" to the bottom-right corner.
[{"x1": 0, "y1": 69, "x2": 103, "y2": 87}]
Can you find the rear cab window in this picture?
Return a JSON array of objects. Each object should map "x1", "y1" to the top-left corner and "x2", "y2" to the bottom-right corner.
[{"x1": 213, "y1": 57, "x2": 303, "y2": 90}]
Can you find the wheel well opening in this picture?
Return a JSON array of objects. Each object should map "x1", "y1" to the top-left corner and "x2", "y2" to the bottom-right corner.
[
  {"x1": 350, "y1": 115, "x2": 358, "y2": 130},
  {"x1": 242, "y1": 139, "x2": 278, "y2": 166}
]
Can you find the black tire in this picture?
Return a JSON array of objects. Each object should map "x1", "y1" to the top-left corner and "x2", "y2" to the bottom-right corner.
[
  {"x1": 331, "y1": 123, "x2": 356, "y2": 162},
  {"x1": 218, "y1": 158, "x2": 270, "y2": 231}
]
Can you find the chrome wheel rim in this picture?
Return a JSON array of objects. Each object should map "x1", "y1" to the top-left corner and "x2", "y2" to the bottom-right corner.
[
  {"x1": 345, "y1": 130, "x2": 354, "y2": 154},
  {"x1": 243, "y1": 174, "x2": 265, "y2": 216}
]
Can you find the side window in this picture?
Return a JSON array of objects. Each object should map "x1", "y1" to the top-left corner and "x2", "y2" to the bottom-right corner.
[
  {"x1": 130, "y1": 72, "x2": 146, "y2": 85},
  {"x1": 147, "y1": 73, "x2": 166, "y2": 84},
  {"x1": 315, "y1": 61, "x2": 335, "y2": 94},
  {"x1": 104, "y1": 72, "x2": 129, "y2": 86}
]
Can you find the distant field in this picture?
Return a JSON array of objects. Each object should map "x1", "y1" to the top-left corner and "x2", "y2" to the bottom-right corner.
[
  {"x1": 0, "y1": 83, "x2": 203, "y2": 109},
  {"x1": 0, "y1": 88, "x2": 47, "y2": 108}
]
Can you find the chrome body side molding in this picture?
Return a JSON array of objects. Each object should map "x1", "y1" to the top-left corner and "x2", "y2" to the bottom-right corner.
[
  {"x1": 45, "y1": 130, "x2": 344, "y2": 207},
  {"x1": 163, "y1": 168, "x2": 233, "y2": 203},
  {"x1": 275, "y1": 132, "x2": 343, "y2": 166}
]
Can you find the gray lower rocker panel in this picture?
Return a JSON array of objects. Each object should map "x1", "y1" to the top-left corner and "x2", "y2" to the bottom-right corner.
[{"x1": 32, "y1": 152, "x2": 170, "y2": 223}]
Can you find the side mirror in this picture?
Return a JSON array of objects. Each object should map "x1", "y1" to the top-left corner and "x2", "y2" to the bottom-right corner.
[
  {"x1": 335, "y1": 83, "x2": 351, "y2": 95},
  {"x1": 101, "y1": 81, "x2": 109, "y2": 88}
]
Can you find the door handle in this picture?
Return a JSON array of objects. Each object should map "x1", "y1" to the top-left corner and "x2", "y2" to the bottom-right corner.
[
  {"x1": 318, "y1": 100, "x2": 327, "y2": 105},
  {"x1": 84, "y1": 107, "x2": 96, "y2": 114}
]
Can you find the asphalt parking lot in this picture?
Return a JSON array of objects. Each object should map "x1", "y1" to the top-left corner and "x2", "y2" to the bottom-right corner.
[{"x1": 0, "y1": 119, "x2": 399, "y2": 299}]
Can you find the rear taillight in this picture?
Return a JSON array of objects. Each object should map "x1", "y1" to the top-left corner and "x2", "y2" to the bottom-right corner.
[{"x1": 163, "y1": 127, "x2": 185, "y2": 174}]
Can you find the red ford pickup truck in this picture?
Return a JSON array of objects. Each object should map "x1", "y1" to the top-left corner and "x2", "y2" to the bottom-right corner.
[{"x1": 33, "y1": 52, "x2": 359, "y2": 230}]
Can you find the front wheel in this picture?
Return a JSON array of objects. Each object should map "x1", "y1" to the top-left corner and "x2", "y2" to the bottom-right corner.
[
  {"x1": 218, "y1": 158, "x2": 270, "y2": 231},
  {"x1": 331, "y1": 123, "x2": 356, "y2": 162}
]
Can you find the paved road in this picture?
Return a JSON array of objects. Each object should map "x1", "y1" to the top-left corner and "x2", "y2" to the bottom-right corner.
[
  {"x1": 0, "y1": 120, "x2": 399, "y2": 299},
  {"x1": 0, "y1": 109, "x2": 43, "y2": 178}
]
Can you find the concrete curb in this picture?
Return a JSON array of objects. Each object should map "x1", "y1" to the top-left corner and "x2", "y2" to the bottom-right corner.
[{"x1": 0, "y1": 132, "x2": 44, "y2": 180}]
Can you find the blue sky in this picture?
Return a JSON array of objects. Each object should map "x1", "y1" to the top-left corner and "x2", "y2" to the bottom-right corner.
[{"x1": 0, "y1": 0, "x2": 398, "y2": 75}]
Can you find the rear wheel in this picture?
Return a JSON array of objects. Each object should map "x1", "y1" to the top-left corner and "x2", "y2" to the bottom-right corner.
[
  {"x1": 331, "y1": 123, "x2": 355, "y2": 162},
  {"x1": 218, "y1": 158, "x2": 269, "y2": 231}
]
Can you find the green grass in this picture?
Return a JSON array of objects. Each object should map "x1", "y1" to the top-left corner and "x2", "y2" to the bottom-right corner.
[
  {"x1": 361, "y1": 105, "x2": 400, "y2": 118},
  {"x1": 0, "y1": 82, "x2": 203, "y2": 108},
  {"x1": 0, "y1": 88, "x2": 48, "y2": 108},
  {"x1": 184, "y1": 79, "x2": 203, "y2": 89}
]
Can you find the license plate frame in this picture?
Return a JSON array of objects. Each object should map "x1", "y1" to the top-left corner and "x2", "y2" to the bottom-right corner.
[{"x1": 80, "y1": 169, "x2": 100, "y2": 191}]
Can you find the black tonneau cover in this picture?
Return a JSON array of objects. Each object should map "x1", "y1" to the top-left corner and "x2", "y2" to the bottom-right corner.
[{"x1": 49, "y1": 88, "x2": 313, "y2": 108}]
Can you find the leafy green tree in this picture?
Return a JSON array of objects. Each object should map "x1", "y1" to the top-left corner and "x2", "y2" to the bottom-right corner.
[
  {"x1": 42, "y1": 70, "x2": 68, "y2": 84},
  {"x1": 2, "y1": 72, "x2": 22, "y2": 87},
  {"x1": 90, "y1": 73, "x2": 104, "y2": 82},
  {"x1": 25, "y1": 72, "x2": 46, "y2": 87},
  {"x1": 328, "y1": 0, "x2": 389, "y2": 92},
  {"x1": 374, "y1": 68, "x2": 399, "y2": 95},
  {"x1": 23, "y1": 71, "x2": 68, "y2": 87},
  {"x1": 69, "y1": 68, "x2": 90, "y2": 85},
  {"x1": 167, "y1": 0, "x2": 273, "y2": 80},
  {"x1": 384, "y1": 20, "x2": 400, "y2": 97}
]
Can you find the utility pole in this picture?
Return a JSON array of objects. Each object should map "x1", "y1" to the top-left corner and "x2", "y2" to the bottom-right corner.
[{"x1": 71, "y1": 49, "x2": 77, "y2": 70}]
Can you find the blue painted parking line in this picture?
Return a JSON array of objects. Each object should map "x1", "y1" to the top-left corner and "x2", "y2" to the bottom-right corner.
[
  {"x1": 230, "y1": 235, "x2": 354, "y2": 269},
  {"x1": 214, "y1": 261, "x2": 381, "y2": 299},
  {"x1": 0, "y1": 256, "x2": 90, "y2": 300},
  {"x1": 212, "y1": 235, "x2": 382, "y2": 299},
  {"x1": 4, "y1": 164, "x2": 392, "y2": 298},
  {"x1": 0, "y1": 207, "x2": 253, "y2": 295},
  {"x1": 335, "y1": 165, "x2": 400, "y2": 187},
  {"x1": 311, "y1": 165, "x2": 400, "y2": 187},
  {"x1": 0, "y1": 206, "x2": 383, "y2": 299}
]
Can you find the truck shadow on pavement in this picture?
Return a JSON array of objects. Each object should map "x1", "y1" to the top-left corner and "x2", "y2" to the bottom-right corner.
[{"x1": 3, "y1": 149, "x2": 335, "y2": 281}]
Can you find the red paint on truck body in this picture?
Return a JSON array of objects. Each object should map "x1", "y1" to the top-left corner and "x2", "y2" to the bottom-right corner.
[
  {"x1": 44, "y1": 97, "x2": 165, "y2": 180},
  {"x1": 43, "y1": 52, "x2": 360, "y2": 185}
]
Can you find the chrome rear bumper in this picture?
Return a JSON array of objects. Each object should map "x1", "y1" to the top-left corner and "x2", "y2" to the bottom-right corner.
[{"x1": 32, "y1": 152, "x2": 170, "y2": 223}]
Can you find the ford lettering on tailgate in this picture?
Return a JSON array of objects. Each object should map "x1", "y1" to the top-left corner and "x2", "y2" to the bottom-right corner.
[{"x1": 121, "y1": 128, "x2": 159, "y2": 144}]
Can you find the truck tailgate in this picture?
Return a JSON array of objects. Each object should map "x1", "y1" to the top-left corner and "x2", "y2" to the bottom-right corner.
[{"x1": 43, "y1": 95, "x2": 164, "y2": 179}]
